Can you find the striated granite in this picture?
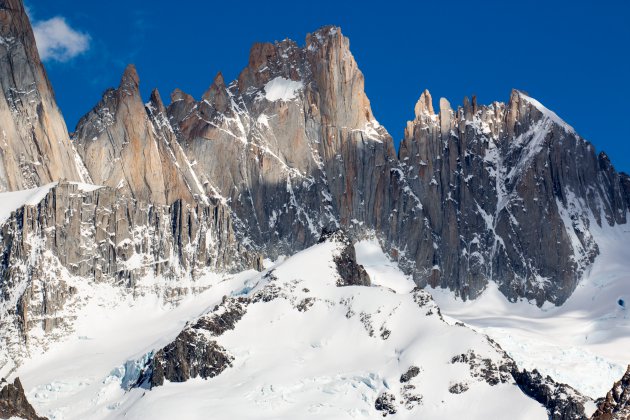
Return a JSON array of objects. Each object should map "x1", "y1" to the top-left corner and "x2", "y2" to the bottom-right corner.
[
  {"x1": 396, "y1": 88, "x2": 630, "y2": 304},
  {"x1": 164, "y1": 26, "x2": 400, "y2": 258},
  {"x1": 0, "y1": 0, "x2": 87, "y2": 191}
]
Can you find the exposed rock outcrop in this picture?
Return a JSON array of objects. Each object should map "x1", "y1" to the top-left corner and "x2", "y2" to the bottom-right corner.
[
  {"x1": 141, "y1": 295, "x2": 249, "y2": 387},
  {"x1": 0, "y1": 0, "x2": 87, "y2": 191},
  {"x1": 0, "y1": 377, "x2": 47, "y2": 420},
  {"x1": 399, "y1": 366, "x2": 420, "y2": 383},
  {"x1": 450, "y1": 349, "x2": 514, "y2": 387},
  {"x1": 512, "y1": 368, "x2": 590, "y2": 420},
  {"x1": 319, "y1": 229, "x2": 370, "y2": 287},
  {"x1": 375, "y1": 392, "x2": 397, "y2": 416},
  {"x1": 591, "y1": 365, "x2": 630, "y2": 420},
  {"x1": 453, "y1": 336, "x2": 592, "y2": 419}
]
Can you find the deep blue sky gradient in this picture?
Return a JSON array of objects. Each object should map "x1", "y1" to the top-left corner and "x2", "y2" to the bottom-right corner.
[{"x1": 30, "y1": 0, "x2": 630, "y2": 172}]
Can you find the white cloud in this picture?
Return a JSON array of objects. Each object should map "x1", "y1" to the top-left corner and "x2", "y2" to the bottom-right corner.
[{"x1": 32, "y1": 16, "x2": 90, "y2": 62}]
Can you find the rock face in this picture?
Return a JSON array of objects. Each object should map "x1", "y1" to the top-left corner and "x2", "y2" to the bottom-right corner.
[
  {"x1": 164, "y1": 26, "x2": 401, "y2": 257},
  {"x1": 512, "y1": 368, "x2": 590, "y2": 420},
  {"x1": 0, "y1": 182, "x2": 261, "y2": 376},
  {"x1": 0, "y1": 377, "x2": 47, "y2": 420},
  {"x1": 0, "y1": 0, "x2": 87, "y2": 191},
  {"x1": 73, "y1": 65, "x2": 206, "y2": 205},
  {"x1": 397, "y1": 89, "x2": 629, "y2": 305},
  {"x1": 142, "y1": 295, "x2": 249, "y2": 387},
  {"x1": 591, "y1": 365, "x2": 630, "y2": 420},
  {"x1": 451, "y1": 336, "x2": 592, "y2": 420}
]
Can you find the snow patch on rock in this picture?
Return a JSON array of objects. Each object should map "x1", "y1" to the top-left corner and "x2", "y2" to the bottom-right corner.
[{"x1": 263, "y1": 77, "x2": 303, "y2": 102}]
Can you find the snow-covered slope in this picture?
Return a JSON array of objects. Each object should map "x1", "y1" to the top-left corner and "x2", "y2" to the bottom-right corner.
[
  {"x1": 13, "y1": 270, "x2": 258, "y2": 420},
  {"x1": 432, "y1": 218, "x2": 630, "y2": 399},
  {"x1": 11, "y1": 233, "x2": 555, "y2": 420}
]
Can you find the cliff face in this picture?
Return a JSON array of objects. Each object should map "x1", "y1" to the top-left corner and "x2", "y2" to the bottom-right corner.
[
  {"x1": 0, "y1": 182, "x2": 261, "y2": 376},
  {"x1": 0, "y1": 0, "x2": 87, "y2": 191}
]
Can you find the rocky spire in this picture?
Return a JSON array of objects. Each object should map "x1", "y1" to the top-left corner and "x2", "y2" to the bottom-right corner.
[
  {"x1": 171, "y1": 88, "x2": 195, "y2": 104},
  {"x1": 0, "y1": 377, "x2": 47, "y2": 420},
  {"x1": 149, "y1": 88, "x2": 167, "y2": 114},
  {"x1": 304, "y1": 26, "x2": 377, "y2": 129},
  {"x1": 0, "y1": 0, "x2": 86, "y2": 190},
  {"x1": 414, "y1": 89, "x2": 435, "y2": 117},
  {"x1": 439, "y1": 97, "x2": 453, "y2": 137},
  {"x1": 202, "y1": 72, "x2": 229, "y2": 113},
  {"x1": 73, "y1": 64, "x2": 205, "y2": 204},
  {"x1": 119, "y1": 63, "x2": 140, "y2": 95}
]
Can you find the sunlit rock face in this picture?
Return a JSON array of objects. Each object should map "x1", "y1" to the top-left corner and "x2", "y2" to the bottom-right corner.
[{"x1": 0, "y1": 0, "x2": 87, "y2": 191}]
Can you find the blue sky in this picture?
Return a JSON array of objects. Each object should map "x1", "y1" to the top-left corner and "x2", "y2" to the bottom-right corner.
[{"x1": 28, "y1": 0, "x2": 630, "y2": 172}]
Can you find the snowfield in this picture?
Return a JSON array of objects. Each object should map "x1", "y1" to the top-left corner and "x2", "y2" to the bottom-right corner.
[
  {"x1": 13, "y1": 237, "x2": 547, "y2": 419},
  {"x1": 13, "y1": 270, "x2": 258, "y2": 419}
]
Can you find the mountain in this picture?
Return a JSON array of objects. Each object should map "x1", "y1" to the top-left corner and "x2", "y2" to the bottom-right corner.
[
  {"x1": 163, "y1": 26, "x2": 398, "y2": 259},
  {"x1": 0, "y1": 0, "x2": 88, "y2": 191},
  {"x1": 158, "y1": 26, "x2": 628, "y2": 307},
  {"x1": 398, "y1": 88, "x2": 630, "y2": 305},
  {"x1": 0, "y1": 0, "x2": 628, "y2": 418},
  {"x1": 72, "y1": 24, "x2": 630, "y2": 307}
]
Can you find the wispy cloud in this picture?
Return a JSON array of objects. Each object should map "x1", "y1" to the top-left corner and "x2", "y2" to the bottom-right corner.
[{"x1": 27, "y1": 7, "x2": 90, "y2": 63}]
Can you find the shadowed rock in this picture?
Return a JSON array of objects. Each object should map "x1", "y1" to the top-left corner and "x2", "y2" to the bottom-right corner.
[
  {"x1": 319, "y1": 229, "x2": 370, "y2": 287},
  {"x1": 0, "y1": 377, "x2": 47, "y2": 420}
]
